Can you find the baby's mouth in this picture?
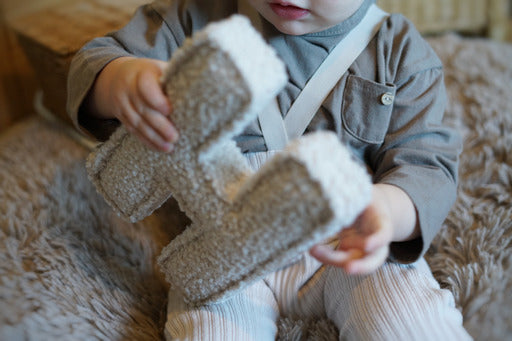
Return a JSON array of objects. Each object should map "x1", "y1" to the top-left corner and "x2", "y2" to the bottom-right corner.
[{"x1": 269, "y1": 2, "x2": 309, "y2": 20}]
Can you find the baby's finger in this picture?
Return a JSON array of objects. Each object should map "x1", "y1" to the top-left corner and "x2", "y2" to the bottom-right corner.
[
  {"x1": 117, "y1": 94, "x2": 142, "y2": 130},
  {"x1": 309, "y1": 244, "x2": 364, "y2": 267},
  {"x1": 138, "y1": 68, "x2": 171, "y2": 115},
  {"x1": 343, "y1": 245, "x2": 389, "y2": 275},
  {"x1": 135, "y1": 122, "x2": 174, "y2": 152},
  {"x1": 132, "y1": 123, "x2": 174, "y2": 152},
  {"x1": 338, "y1": 231, "x2": 366, "y2": 251},
  {"x1": 338, "y1": 227, "x2": 387, "y2": 252},
  {"x1": 127, "y1": 97, "x2": 174, "y2": 149},
  {"x1": 363, "y1": 219, "x2": 393, "y2": 253},
  {"x1": 123, "y1": 102, "x2": 174, "y2": 152},
  {"x1": 140, "y1": 107, "x2": 178, "y2": 143},
  {"x1": 125, "y1": 125, "x2": 155, "y2": 150}
]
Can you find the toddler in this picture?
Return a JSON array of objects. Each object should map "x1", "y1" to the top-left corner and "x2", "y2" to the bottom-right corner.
[{"x1": 67, "y1": 0, "x2": 472, "y2": 339}]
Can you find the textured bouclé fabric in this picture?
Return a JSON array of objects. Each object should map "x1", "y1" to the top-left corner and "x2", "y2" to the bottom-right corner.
[{"x1": 86, "y1": 15, "x2": 372, "y2": 305}]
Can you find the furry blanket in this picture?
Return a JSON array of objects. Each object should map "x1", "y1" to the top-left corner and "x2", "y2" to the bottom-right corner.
[{"x1": 0, "y1": 34, "x2": 511, "y2": 340}]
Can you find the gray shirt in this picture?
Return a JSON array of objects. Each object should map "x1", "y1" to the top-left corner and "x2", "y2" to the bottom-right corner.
[{"x1": 67, "y1": 0, "x2": 461, "y2": 263}]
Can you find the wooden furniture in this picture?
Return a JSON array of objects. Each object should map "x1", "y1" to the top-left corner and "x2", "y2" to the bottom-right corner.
[
  {"x1": 0, "y1": 2, "x2": 38, "y2": 132},
  {"x1": 7, "y1": 0, "x2": 147, "y2": 125},
  {"x1": 378, "y1": 0, "x2": 511, "y2": 40}
]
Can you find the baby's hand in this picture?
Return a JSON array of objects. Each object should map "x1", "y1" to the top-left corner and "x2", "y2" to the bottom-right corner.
[
  {"x1": 89, "y1": 56, "x2": 178, "y2": 152},
  {"x1": 310, "y1": 184, "x2": 418, "y2": 275}
]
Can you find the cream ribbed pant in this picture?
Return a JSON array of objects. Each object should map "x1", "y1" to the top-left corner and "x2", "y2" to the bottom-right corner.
[{"x1": 164, "y1": 253, "x2": 472, "y2": 340}]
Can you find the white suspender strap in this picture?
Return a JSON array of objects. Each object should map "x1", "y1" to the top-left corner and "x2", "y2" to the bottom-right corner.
[
  {"x1": 258, "y1": 100, "x2": 289, "y2": 150},
  {"x1": 283, "y1": 4, "x2": 389, "y2": 142}
]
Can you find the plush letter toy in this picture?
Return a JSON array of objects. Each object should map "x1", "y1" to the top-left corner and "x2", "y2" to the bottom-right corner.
[{"x1": 86, "y1": 15, "x2": 372, "y2": 306}]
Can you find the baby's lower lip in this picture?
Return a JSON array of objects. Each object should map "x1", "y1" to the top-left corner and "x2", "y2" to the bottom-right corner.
[{"x1": 270, "y1": 3, "x2": 309, "y2": 20}]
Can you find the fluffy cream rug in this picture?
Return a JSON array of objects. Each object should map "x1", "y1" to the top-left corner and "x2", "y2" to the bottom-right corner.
[{"x1": 0, "y1": 33, "x2": 511, "y2": 340}]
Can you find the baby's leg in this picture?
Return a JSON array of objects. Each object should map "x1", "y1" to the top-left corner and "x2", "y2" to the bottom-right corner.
[
  {"x1": 263, "y1": 252, "x2": 326, "y2": 319},
  {"x1": 324, "y1": 258, "x2": 472, "y2": 340},
  {"x1": 165, "y1": 279, "x2": 279, "y2": 341}
]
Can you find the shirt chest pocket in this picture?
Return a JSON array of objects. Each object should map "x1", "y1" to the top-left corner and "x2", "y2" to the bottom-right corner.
[{"x1": 342, "y1": 75, "x2": 396, "y2": 144}]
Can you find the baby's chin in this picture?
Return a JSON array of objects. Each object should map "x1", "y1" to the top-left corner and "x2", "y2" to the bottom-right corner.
[{"x1": 271, "y1": 20, "x2": 336, "y2": 36}]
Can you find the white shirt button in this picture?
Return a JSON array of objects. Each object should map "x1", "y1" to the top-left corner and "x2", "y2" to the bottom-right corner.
[{"x1": 380, "y1": 92, "x2": 394, "y2": 106}]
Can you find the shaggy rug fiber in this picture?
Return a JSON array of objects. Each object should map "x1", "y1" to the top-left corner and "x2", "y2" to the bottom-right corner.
[{"x1": 0, "y1": 33, "x2": 511, "y2": 340}]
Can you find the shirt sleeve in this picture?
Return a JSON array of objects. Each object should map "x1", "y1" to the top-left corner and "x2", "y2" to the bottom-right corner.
[
  {"x1": 369, "y1": 20, "x2": 462, "y2": 262},
  {"x1": 376, "y1": 67, "x2": 461, "y2": 262}
]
